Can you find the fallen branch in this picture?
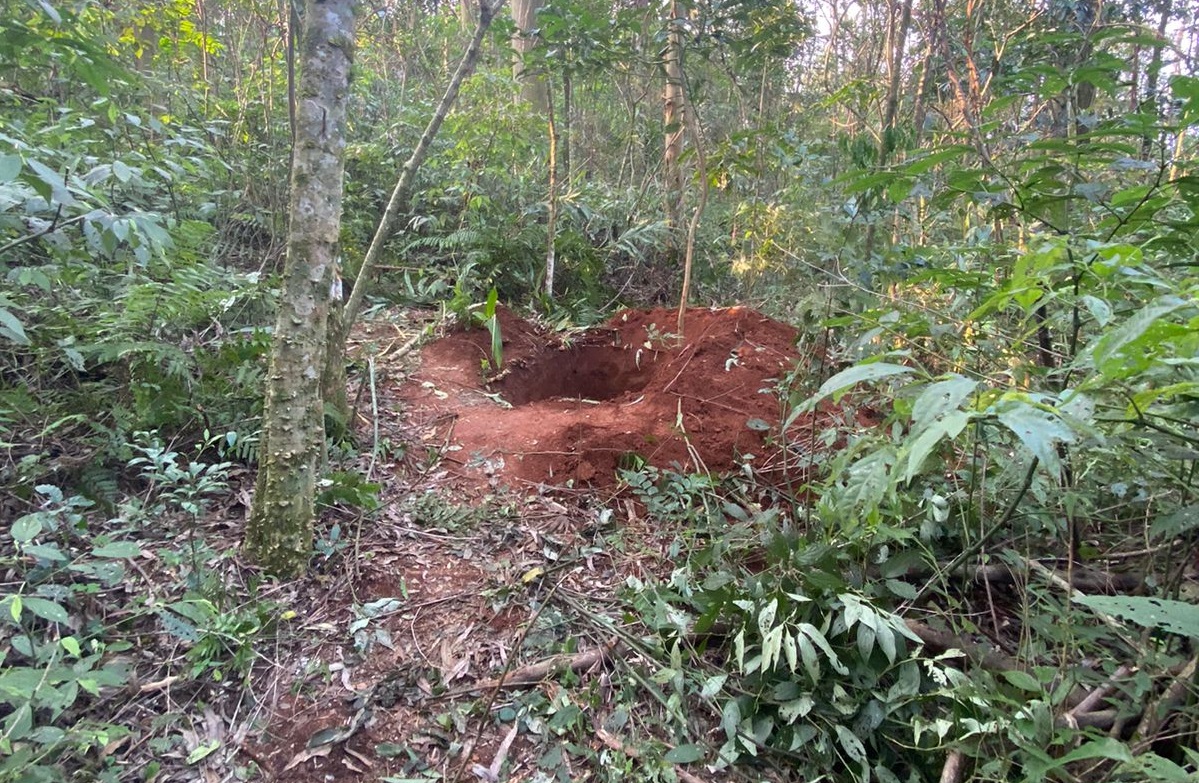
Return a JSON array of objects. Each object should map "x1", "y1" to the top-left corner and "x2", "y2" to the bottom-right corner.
[
  {"x1": 904, "y1": 619, "x2": 1020, "y2": 673},
  {"x1": 939, "y1": 749, "x2": 966, "y2": 783},
  {"x1": 447, "y1": 644, "x2": 618, "y2": 695},
  {"x1": 1132, "y1": 654, "x2": 1198, "y2": 753},
  {"x1": 957, "y1": 562, "x2": 1144, "y2": 595}
]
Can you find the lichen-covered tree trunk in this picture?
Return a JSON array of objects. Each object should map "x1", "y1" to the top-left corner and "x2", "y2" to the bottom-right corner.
[{"x1": 246, "y1": 0, "x2": 355, "y2": 577}]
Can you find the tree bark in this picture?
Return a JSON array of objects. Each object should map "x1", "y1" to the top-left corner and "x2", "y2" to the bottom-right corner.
[
  {"x1": 545, "y1": 76, "x2": 559, "y2": 299},
  {"x1": 511, "y1": 0, "x2": 548, "y2": 111},
  {"x1": 1141, "y1": 0, "x2": 1173, "y2": 158},
  {"x1": 246, "y1": 0, "x2": 356, "y2": 577},
  {"x1": 663, "y1": 0, "x2": 685, "y2": 267}
]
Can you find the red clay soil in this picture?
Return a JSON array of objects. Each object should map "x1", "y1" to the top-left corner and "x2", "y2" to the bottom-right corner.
[{"x1": 400, "y1": 306, "x2": 809, "y2": 488}]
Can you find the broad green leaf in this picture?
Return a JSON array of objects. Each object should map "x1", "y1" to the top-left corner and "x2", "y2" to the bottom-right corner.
[
  {"x1": 1073, "y1": 595, "x2": 1199, "y2": 638},
  {"x1": 757, "y1": 597, "x2": 778, "y2": 636},
  {"x1": 992, "y1": 399, "x2": 1076, "y2": 476},
  {"x1": 91, "y1": 542, "x2": 142, "y2": 559},
  {"x1": 0, "y1": 307, "x2": 29, "y2": 346},
  {"x1": 793, "y1": 362, "x2": 915, "y2": 420},
  {"x1": 0, "y1": 667, "x2": 43, "y2": 699},
  {"x1": 911, "y1": 375, "x2": 979, "y2": 429},
  {"x1": 886, "y1": 177, "x2": 914, "y2": 203},
  {"x1": 903, "y1": 409, "x2": 969, "y2": 484},
  {"x1": 21, "y1": 597, "x2": 69, "y2": 624},
  {"x1": 1150, "y1": 505, "x2": 1199, "y2": 538},
  {"x1": 782, "y1": 630, "x2": 797, "y2": 672},
  {"x1": 186, "y1": 740, "x2": 221, "y2": 764},
  {"x1": 60, "y1": 637, "x2": 81, "y2": 657},
  {"x1": 1000, "y1": 669, "x2": 1042, "y2": 693},
  {"x1": 7, "y1": 595, "x2": 21, "y2": 623},
  {"x1": 796, "y1": 632, "x2": 819, "y2": 682},
  {"x1": 375, "y1": 743, "x2": 406, "y2": 758},
  {"x1": 158, "y1": 609, "x2": 199, "y2": 642},
  {"x1": 0, "y1": 155, "x2": 20, "y2": 183},
  {"x1": 167, "y1": 599, "x2": 216, "y2": 624},
  {"x1": 1091, "y1": 298, "x2": 1189, "y2": 379},
  {"x1": 3, "y1": 703, "x2": 32, "y2": 742},
  {"x1": 884, "y1": 579, "x2": 918, "y2": 600},
  {"x1": 112, "y1": 160, "x2": 133, "y2": 183},
  {"x1": 663, "y1": 744, "x2": 704, "y2": 764},
  {"x1": 779, "y1": 695, "x2": 813, "y2": 723},
  {"x1": 1022, "y1": 737, "x2": 1132, "y2": 782},
  {"x1": 798, "y1": 623, "x2": 848, "y2": 675},
  {"x1": 834, "y1": 724, "x2": 867, "y2": 764},
  {"x1": 24, "y1": 159, "x2": 77, "y2": 207},
  {"x1": 22, "y1": 544, "x2": 67, "y2": 563},
  {"x1": 11, "y1": 514, "x2": 43, "y2": 543},
  {"x1": 902, "y1": 145, "x2": 972, "y2": 175},
  {"x1": 1118, "y1": 751, "x2": 1197, "y2": 782},
  {"x1": 700, "y1": 674, "x2": 727, "y2": 699},
  {"x1": 1129, "y1": 381, "x2": 1199, "y2": 414},
  {"x1": 856, "y1": 622, "x2": 875, "y2": 661},
  {"x1": 838, "y1": 170, "x2": 900, "y2": 194},
  {"x1": 1080, "y1": 295, "x2": 1112, "y2": 327},
  {"x1": 720, "y1": 697, "x2": 741, "y2": 741},
  {"x1": 761, "y1": 626, "x2": 784, "y2": 671}
]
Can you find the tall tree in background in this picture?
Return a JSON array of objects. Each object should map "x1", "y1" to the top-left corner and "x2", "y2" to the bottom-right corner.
[
  {"x1": 663, "y1": 0, "x2": 686, "y2": 267},
  {"x1": 245, "y1": 0, "x2": 356, "y2": 577},
  {"x1": 511, "y1": 0, "x2": 548, "y2": 110}
]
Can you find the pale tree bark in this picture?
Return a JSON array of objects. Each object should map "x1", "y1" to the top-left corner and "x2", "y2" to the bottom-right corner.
[
  {"x1": 246, "y1": 0, "x2": 356, "y2": 577},
  {"x1": 663, "y1": 0, "x2": 685, "y2": 266},
  {"x1": 511, "y1": 0, "x2": 549, "y2": 111},
  {"x1": 545, "y1": 76, "x2": 559, "y2": 298},
  {"x1": 675, "y1": 66, "x2": 708, "y2": 337}
]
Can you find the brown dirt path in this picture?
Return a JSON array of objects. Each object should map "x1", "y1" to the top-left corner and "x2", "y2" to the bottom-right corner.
[{"x1": 242, "y1": 306, "x2": 855, "y2": 783}]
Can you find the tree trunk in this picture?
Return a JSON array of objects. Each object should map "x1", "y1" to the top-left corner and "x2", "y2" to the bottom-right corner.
[
  {"x1": 545, "y1": 79, "x2": 559, "y2": 299},
  {"x1": 663, "y1": 0, "x2": 685, "y2": 267},
  {"x1": 1142, "y1": 0, "x2": 1173, "y2": 158},
  {"x1": 246, "y1": 0, "x2": 356, "y2": 577},
  {"x1": 511, "y1": 0, "x2": 548, "y2": 111}
]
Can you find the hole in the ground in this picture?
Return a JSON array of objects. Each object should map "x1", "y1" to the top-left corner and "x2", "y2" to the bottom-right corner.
[{"x1": 493, "y1": 344, "x2": 655, "y2": 405}]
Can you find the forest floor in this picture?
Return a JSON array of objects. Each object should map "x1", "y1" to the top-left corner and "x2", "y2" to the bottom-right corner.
[{"x1": 235, "y1": 306, "x2": 861, "y2": 782}]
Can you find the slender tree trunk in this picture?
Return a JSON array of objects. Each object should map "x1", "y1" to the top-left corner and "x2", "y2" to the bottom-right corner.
[
  {"x1": 511, "y1": 0, "x2": 548, "y2": 110},
  {"x1": 545, "y1": 79, "x2": 559, "y2": 299},
  {"x1": 337, "y1": 0, "x2": 504, "y2": 339},
  {"x1": 1142, "y1": 0, "x2": 1173, "y2": 158},
  {"x1": 865, "y1": 0, "x2": 913, "y2": 262},
  {"x1": 246, "y1": 0, "x2": 356, "y2": 577},
  {"x1": 663, "y1": 0, "x2": 685, "y2": 267},
  {"x1": 561, "y1": 69, "x2": 572, "y2": 181},
  {"x1": 881, "y1": 0, "x2": 912, "y2": 156}
]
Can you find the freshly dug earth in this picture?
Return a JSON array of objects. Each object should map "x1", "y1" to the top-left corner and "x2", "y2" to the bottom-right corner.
[{"x1": 401, "y1": 306, "x2": 808, "y2": 488}]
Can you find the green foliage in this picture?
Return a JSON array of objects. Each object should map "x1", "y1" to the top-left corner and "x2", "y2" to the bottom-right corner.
[
  {"x1": 1, "y1": 487, "x2": 142, "y2": 780},
  {"x1": 620, "y1": 465, "x2": 721, "y2": 526},
  {"x1": 619, "y1": 524, "x2": 950, "y2": 781}
]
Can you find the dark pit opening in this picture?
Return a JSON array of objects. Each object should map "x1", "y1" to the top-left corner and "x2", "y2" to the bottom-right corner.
[{"x1": 492, "y1": 344, "x2": 656, "y2": 405}]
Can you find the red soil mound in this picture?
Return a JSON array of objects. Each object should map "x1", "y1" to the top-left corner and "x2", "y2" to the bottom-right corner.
[{"x1": 401, "y1": 306, "x2": 807, "y2": 488}]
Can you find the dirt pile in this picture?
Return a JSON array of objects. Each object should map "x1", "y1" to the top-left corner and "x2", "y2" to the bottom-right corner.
[{"x1": 400, "y1": 306, "x2": 808, "y2": 488}]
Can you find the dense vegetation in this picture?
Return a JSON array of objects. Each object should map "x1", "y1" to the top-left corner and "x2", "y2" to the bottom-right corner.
[{"x1": 1, "y1": 0, "x2": 1197, "y2": 781}]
